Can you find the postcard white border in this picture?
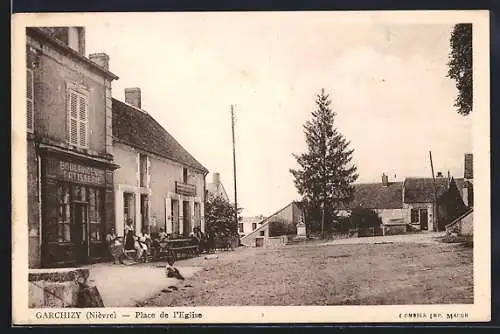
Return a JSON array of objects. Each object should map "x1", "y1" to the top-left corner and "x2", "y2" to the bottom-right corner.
[{"x1": 11, "y1": 10, "x2": 490, "y2": 325}]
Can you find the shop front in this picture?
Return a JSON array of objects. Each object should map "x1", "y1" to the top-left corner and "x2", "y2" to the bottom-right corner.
[{"x1": 39, "y1": 147, "x2": 118, "y2": 268}]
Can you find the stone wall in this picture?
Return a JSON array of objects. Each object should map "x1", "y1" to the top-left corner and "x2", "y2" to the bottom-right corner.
[{"x1": 28, "y1": 268, "x2": 89, "y2": 308}]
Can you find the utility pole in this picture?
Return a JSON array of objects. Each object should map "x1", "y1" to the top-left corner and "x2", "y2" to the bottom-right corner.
[
  {"x1": 429, "y1": 151, "x2": 439, "y2": 232},
  {"x1": 231, "y1": 105, "x2": 238, "y2": 235}
]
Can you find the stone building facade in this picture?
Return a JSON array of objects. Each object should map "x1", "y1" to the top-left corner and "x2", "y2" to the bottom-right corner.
[
  {"x1": 26, "y1": 27, "x2": 119, "y2": 268},
  {"x1": 112, "y1": 89, "x2": 209, "y2": 238}
]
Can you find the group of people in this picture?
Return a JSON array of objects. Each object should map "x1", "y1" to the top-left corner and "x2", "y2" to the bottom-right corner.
[
  {"x1": 105, "y1": 221, "x2": 221, "y2": 264},
  {"x1": 105, "y1": 220, "x2": 152, "y2": 264}
]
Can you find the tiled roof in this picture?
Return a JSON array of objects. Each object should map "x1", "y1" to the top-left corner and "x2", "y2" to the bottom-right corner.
[
  {"x1": 403, "y1": 177, "x2": 451, "y2": 203},
  {"x1": 348, "y1": 182, "x2": 404, "y2": 209},
  {"x1": 112, "y1": 99, "x2": 208, "y2": 173}
]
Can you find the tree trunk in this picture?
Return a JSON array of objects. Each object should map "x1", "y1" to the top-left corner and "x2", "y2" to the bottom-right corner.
[{"x1": 320, "y1": 203, "x2": 325, "y2": 239}]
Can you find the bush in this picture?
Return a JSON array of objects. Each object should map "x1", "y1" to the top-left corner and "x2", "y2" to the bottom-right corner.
[{"x1": 350, "y1": 207, "x2": 382, "y2": 230}]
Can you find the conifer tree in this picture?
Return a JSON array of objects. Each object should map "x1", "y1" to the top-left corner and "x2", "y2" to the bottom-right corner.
[{"x1": 290, "y1": 89, "x2": 358, "y2": 238}]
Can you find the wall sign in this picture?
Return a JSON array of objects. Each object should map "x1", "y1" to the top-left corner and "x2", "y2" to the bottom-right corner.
[{"x1": 45, "y1": 157, "x2": 106, "y2": 186}]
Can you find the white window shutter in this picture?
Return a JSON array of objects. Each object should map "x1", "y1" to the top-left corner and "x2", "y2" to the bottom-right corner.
[
  {"x1": 78, "y1": 95, "x2": 89, "y2": 148},
  {"x1": 26, "y1": 69, "x2": 34, "y2": 132},
  {"x1": 68, "y1": 91, "x2": 79, "y2": 145}
]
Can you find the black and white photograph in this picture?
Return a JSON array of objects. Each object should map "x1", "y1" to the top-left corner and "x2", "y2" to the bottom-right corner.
[{"x1": 12, "y1": 11, "x2": 490, "y2": 324}]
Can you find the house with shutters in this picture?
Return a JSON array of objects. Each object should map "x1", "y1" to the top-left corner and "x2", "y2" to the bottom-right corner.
[
  {"x1": 112, "y1": 88, "x2": 209, "y2": 239},
  {"x1": 26, "y1": 27, "x2": 119, "y2": 268}
]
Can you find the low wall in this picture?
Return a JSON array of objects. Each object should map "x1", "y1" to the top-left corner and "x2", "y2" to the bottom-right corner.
[
  {"x1": 28, "y1": 268, "x2": 89, "y2": 308},
  {"x1": 266, "y1": 235, "x2": 287, "y2": 248}
]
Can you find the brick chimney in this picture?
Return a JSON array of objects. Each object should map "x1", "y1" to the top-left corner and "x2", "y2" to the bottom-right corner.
[
  {"x1": 213, "y1": 172, "x2": 221, "y2": 186},
  {"x1": 464, "y1": 153, "x2": 473, "y2": 180},
  {"x1": 382, "y1": 173, "x2": 389, "y2": 186},
  {"x1": 125, "y1": 88, "x2": 141, "y2": 109},
  {"x1": 89, "y1": 53, "x2": 109, "y2": 70}
]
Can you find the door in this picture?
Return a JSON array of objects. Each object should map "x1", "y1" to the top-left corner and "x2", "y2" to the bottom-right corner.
[
  {"x1": 183, "y1": 201, "x2": 191, "y2": 237},
  {"x1": 420, "y1": 208, "x2": 428, "y2": 231},
  {"x1": 72, "y1": 202, "x2": 89, "y2": 264},
  {"x1": 171, "y1": 199, "x2": 179, "y2": 235}
]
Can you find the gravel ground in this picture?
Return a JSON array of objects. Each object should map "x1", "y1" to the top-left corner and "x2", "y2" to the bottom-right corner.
[{"x1": 142, "y1": 240, "x2": 473, "y2": 307}]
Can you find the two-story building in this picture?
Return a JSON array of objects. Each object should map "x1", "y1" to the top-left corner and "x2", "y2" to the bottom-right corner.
[
  {"x1": 112, "y1": 88, "x2": 209, "y2": 238},
  {"x1": 26, "y1": 27, "x2": 119, "y2": 268}
]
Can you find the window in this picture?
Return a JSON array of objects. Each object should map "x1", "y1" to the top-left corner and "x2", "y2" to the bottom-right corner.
[
  {"x1": 55, "y1": 184, "x2": 71, "y2": 242},
  {"x1": 123, "y1": 192, "x2": 135, "y2": 228},
  {"x1": 139, "y1": 154, "x2": 147, "y2": 187},
  {"x1": 27, "y1": 69, "x2": 34, "y2": 132},
  {"x1": 252, "y1": 223, "x2": 257, "y2": 231},
  {"x1": 183, "y1": 168, "x2": 188, "y2": 183},
  {"x1": 140, "y1": 194, "x2": 149, "y2": 231},
  {"x1": 260, "y1": 231, "x2": 265, "y2": 236},
  {"x1": 67, "y1": 88, "x2": 89, "y2": 148},
  {"x1": 410, "y1": 209, "x2": 419, "y2": 223},
  {"x1": 238, "y1": 223, "x2": 244, "y2": 233}
]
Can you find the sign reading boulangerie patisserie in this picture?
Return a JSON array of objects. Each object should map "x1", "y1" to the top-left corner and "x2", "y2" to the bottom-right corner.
[{"x1": 45, "y1": 157, "x2": 106, "y2": 186}]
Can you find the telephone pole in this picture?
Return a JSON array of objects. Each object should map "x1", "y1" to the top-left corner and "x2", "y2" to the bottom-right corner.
[
  {"x1": 231, "y1": 105, "x2": 238, "y2": 234},
  {"x1": 429, "y1": 151, "x2": 439, "y2": 232}
]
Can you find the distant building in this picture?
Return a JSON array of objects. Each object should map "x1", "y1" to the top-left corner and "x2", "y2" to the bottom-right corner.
[
  {"x1": 238, "y1": 215, "x2": 265, "y2": 237},
  {"x1": 240, "y1": 202, "x2": 303, "y2": 247},
  {"x1": 112, "y1": 88, "x2": 209, "y2": 237},
  {"x1": 26, "y1": 27, "x2": 119, "y2": 268},
  {"x1": 206, "y1": 172, "x2": 229, "y2": 202},
  {"x1": 336, "y1": 164, "x2": 470, "y2": 234}
]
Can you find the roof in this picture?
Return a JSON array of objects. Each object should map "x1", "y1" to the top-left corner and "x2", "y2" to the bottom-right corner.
[
  {"x1": 112, "y1": 98, "x2": 208, "y2": 173},
  {"x1": 26, "y1": 27, "x2": 119, "y2": 80},
  {"x1": 403, "y1": 177, "x2": 452, "y2": 203},
  {"x1": 348, "y1": 182, "x2": 404, "y2": 209}
]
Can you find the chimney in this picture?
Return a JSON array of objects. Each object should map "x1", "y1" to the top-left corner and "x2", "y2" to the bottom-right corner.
[
  {"x1": 464, "y1": 153, "x2": 473, "y2": 180},
  {"x1": 382, "y1": 173, "x2": 389, "y2": 186},
  {"x1": 213, "y1": 172, "x2": 220, "y2": 186},
  {"x1": 125, "y1": 88, "x2": 141, "y2": 109},
  {"x1": 89, "y1": 53, "x2": 109, "y2": 70}
]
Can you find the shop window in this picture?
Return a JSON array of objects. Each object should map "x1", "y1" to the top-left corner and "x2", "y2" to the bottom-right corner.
[
  {"x1": 55, "y1": 184, "x2": 71, "y2": 243},
  {"x1": 27, "y1": 68, "x2": 34, "y2": 132},
  {"x1": 67, "y1": 87, "x2": 89, "y2": 148}
]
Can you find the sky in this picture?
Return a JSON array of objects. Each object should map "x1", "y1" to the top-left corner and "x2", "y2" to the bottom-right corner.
[{"x1": 84, "y1": 13, "x2": 472, "y2": 217}]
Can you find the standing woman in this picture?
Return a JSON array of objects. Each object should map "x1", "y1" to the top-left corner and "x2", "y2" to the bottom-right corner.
[{"x1": 124, "y1": 219, "x2": 136, "y2": 251}]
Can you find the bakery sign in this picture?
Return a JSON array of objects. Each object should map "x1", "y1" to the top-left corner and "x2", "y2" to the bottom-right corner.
[{"x1": 46, "y1": 158, "x2": 106, "y2": 186}]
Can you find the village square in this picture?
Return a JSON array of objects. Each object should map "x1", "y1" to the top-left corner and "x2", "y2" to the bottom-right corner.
[{"x1": 24, "y1": 21, "x2": 474, "y2": 309}]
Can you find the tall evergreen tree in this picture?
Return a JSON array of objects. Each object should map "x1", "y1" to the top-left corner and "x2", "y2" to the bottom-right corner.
[
  {"x1": 447, "y1": 23, "x2": 472, "y2": 116},
  {"x1": 290, "y1": 89, "x2": 358, "y2": 238}
]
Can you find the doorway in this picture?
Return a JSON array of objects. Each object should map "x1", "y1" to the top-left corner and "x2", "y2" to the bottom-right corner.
[
  {"x1": 171, "y1": 199, "x2": 179, "y2": 235},
  {"x1": 420, "y1": 208, "x2": 428, "y2": 231},
  {"x1": 72, "y1": 202, "x2": 89, "y2": 264},
  {"x1": 182, "y1": 201, "x2": 191, "y2": 237}
]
